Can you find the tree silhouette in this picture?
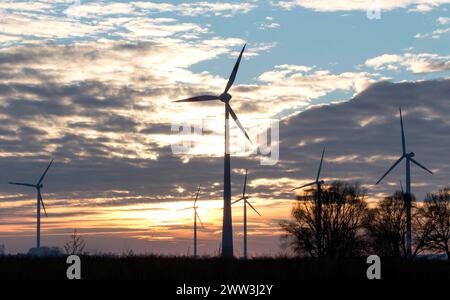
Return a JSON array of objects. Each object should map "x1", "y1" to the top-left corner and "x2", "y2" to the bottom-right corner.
[
  {"x1": 364, "y1": 191, "x2": 408, "y2": 257},
  {"x1": 364, "y1": 191, "x2": 436, "y2": 258},
  {"x1": 417, "y1": 188, "x2": 450, "y2": 260},
  {"x1": 64, "y1": 229, "x2": 86, "y2": 255},
  {"x1": 281, "y1": 181, "x2": 368, "y2": 258}
]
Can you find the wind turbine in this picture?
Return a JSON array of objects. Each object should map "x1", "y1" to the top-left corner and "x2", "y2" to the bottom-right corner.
[
  {"x1": 232, "y1": 169, "x2": 261, "y2": 259},
  {"x1": 292, "y1": 148, "x2": 325, "y2": 256},
  {"x1": 375, "y1": 107, "x2": 433, "y2": 258},
  {"x1": 9, "y1": 159, "x2": 54, "y2": 250},
  {"x1": 178, "y1": 186, "x2": 204, "y2": 257},
  {"x1": 174, "y1": 44, "x2": 252, "y2": 257}
]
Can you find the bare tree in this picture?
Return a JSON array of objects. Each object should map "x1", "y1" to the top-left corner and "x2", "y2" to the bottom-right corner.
[
  {"x1": 417, "y1": 188, "x2": 450, "y2": 259},
  {"x1": 64, "y1": 229, "x2": 86, "y2": 255},
  {"x1": 412, "y1": 206, "x2": 435, "y2": 257},
  {"x1": 281, "y1": 182, "x2": 368, "y2": 258},
  {"x1": 365, "y1": 191, "x2": 435, "y2": 258},
  {"x1": 364, "y1": 191, "x2": 408, "y2": 257}
]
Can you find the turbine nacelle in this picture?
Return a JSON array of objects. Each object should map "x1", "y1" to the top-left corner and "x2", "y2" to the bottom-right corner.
[
  {"x1": 292, "y1": 148, "x2": 326, "y2": 192},
  {"x1": 219, "y1": 93, "x2": 232, "y2": 103},
  {"x1": 376, "y1": 108, "x2": 433, "y2": 187},
  {"x1": 407, "y1": 152, "x2": 415, "y2": 158}
]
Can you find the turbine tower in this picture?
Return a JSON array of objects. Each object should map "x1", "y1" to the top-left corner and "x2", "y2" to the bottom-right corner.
[
  {"x1": 375, "y1": 107, "x2": 433, "y2": 258},
  {"x1": 9, "y1": 159, "x2": 54, "y2": 249},
  {"x1": 292, "y1": 148, "x2": 326, "y2": 256},
  {"x1": 174, "y1": 45, "x2": 252, "y2": 257},
  {"x1": 178, "y1": 186, "x2": 204, "y2": 257},
  {"x1": 232, "y1": 169, "x2": 261, "y2": 259}
]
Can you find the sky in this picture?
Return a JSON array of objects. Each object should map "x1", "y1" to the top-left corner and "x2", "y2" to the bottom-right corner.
[{"x1": 0, "y1": 0, "x2": 449, "y2": 256}]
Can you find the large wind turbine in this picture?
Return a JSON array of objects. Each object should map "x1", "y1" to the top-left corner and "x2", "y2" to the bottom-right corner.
[
  {"x1": 9, "y1": 159, "x2": 54, "y2": 250},
  {"x1": 178, "y1": 186, "x2": 204, "y2": 257},
  {"x1": 232, "y1": 169, "x2": 260, "y2": 259},
  {"x1": 375, "y1": 107, "x2": 433, "y2": 258},
  {"x1": 174, "y1": 45, "x2": 252, "y2": 257},
  {"x1": 292, "y1": 148, "x2": 325, "y2": 256}
]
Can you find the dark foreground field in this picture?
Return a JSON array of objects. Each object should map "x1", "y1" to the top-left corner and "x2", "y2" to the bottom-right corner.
[{"x1": 0, "y1": 255, "x2": 449, "y2": 280}]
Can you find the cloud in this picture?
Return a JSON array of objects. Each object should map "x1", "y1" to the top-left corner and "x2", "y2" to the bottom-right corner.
[
  {"x1": 272, "y1": 0, "x2": 450, "y2": 12},
  {"x1": 415, "y1": 17, "x2": 450, "y2": 39},
  {"x1": 0, "y1": 1, "x2": 52, "y2": 12},
  {"x1": 407, "y1": 3, "x2": 436, "y2": 12},
  {"x1": 0, "y1": 39, "x2": 385, "y2": 180},
  {"x1": 132, "y1": 1, "x2": 257, "y2": 17},
  {"x1": 63, "y1": 1, "x2": 257, "y2": 18},
  {"x1": 437, "y1": 16, "x2": 450, "y2": 24},
  {"x1": 365, "y1": 53, "x2": 450, "y2": 74},
  {"x1": 274, "y1": 79, "x2": 450, "y2": 203},
  {"x1": 0, "y1": 38, "x2": 385, "y2": 206},
  {"x1": 259, "y1": 22, "x2": 281, "y2": 30},
  {"x1": 259, "y1": 17, "x2": 281, "y2": 30},
  {"x1": 254, "y1": 64, "x2": 377, "y2": 111},
  {"x1": 0, "y1": 1, "x2": 257, "y2": 48}
]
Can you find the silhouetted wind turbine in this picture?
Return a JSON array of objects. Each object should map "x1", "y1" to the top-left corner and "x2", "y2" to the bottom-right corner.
[
  {"x1": 178, "y1": 186, "x2": 204, "y2": 257},
  {"x1": 292, "y1": 148, "x2": 325, "y2": 256},
  {"x1": 174, "y1": 44, "x2": 252, "y2": 257},
  {"x1": 9, "y1": 159, "x2": 54, "y2": 249},
  {"x1": 232, "y1": 169, "x2": 260, "y2": 259},
  {"x1": 375, "y1": 107, "x2": 433, "y2": 258}
]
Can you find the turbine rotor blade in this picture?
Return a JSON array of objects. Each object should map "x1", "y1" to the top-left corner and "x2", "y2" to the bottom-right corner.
[
  {"x1": 174, "y1": 95, "x2": 220, "y2": 102},
  {"x1": 226, "y1": 103, "x2": 253, "y2": 144},
  {"x1": 37, "y1": 159, "x2": 53, "y2": 185},
  {"x1": 38, "y1": 191, "x2": 47, "y2": 217},
  {"x1": 177, "y1": 207, "x2": 192, "y2": 211},
  {"x1": 316, "y1": 147, "x2": 325, "y2": 181},
  {"x1": 232, "y1": 197, "x2": 244, "y2": 205},
  {"x1": 196, "y1": 212, "x2": 205, "y2": 229},
  {"x1": 410, "y1": 157, "x2": 433, "y2": 175},
  {"x1": 375, "y1": 155, "x2": 405, "y2": 185},
  {"x1": 292, "y1": 181, "x2": 316, "y2": 191},
  {"x1": 246, "y1": 200, "x2": 261, "y2": 217},
  {"x1": 399, "y1": 107, "x2": 406, "y2": 155},
  {"x1": 224, "y1": 44, "x2": 246, "y2": 94},
  {"x1": 8, "y1": 182, "x2": 36, "y2": 188}
]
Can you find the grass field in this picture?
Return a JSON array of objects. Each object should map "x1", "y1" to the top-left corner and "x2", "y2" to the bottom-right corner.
[{"x1": 0, "y1": 255, "x2": 449, "y2": 280}]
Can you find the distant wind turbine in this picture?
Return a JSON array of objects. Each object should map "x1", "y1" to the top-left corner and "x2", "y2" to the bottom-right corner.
[
  {"x1": 174, "y1": 44, "x2": 252, "y2": 257},
  {"x1": 292, "y1": 148, "x2": 326, "y2": 256},
  {"x1": 375, "y1": 107, "x2": 433, "y2": 258},
  {"x1": 9, "y1": 159, "x2": 54, "y2": 250},
  {"x1": 232, "y1": 169, "x2": 261, "y2": 259},
  {"x1": 178, "y1": 186, "x2": 204, "y2": 257}
]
